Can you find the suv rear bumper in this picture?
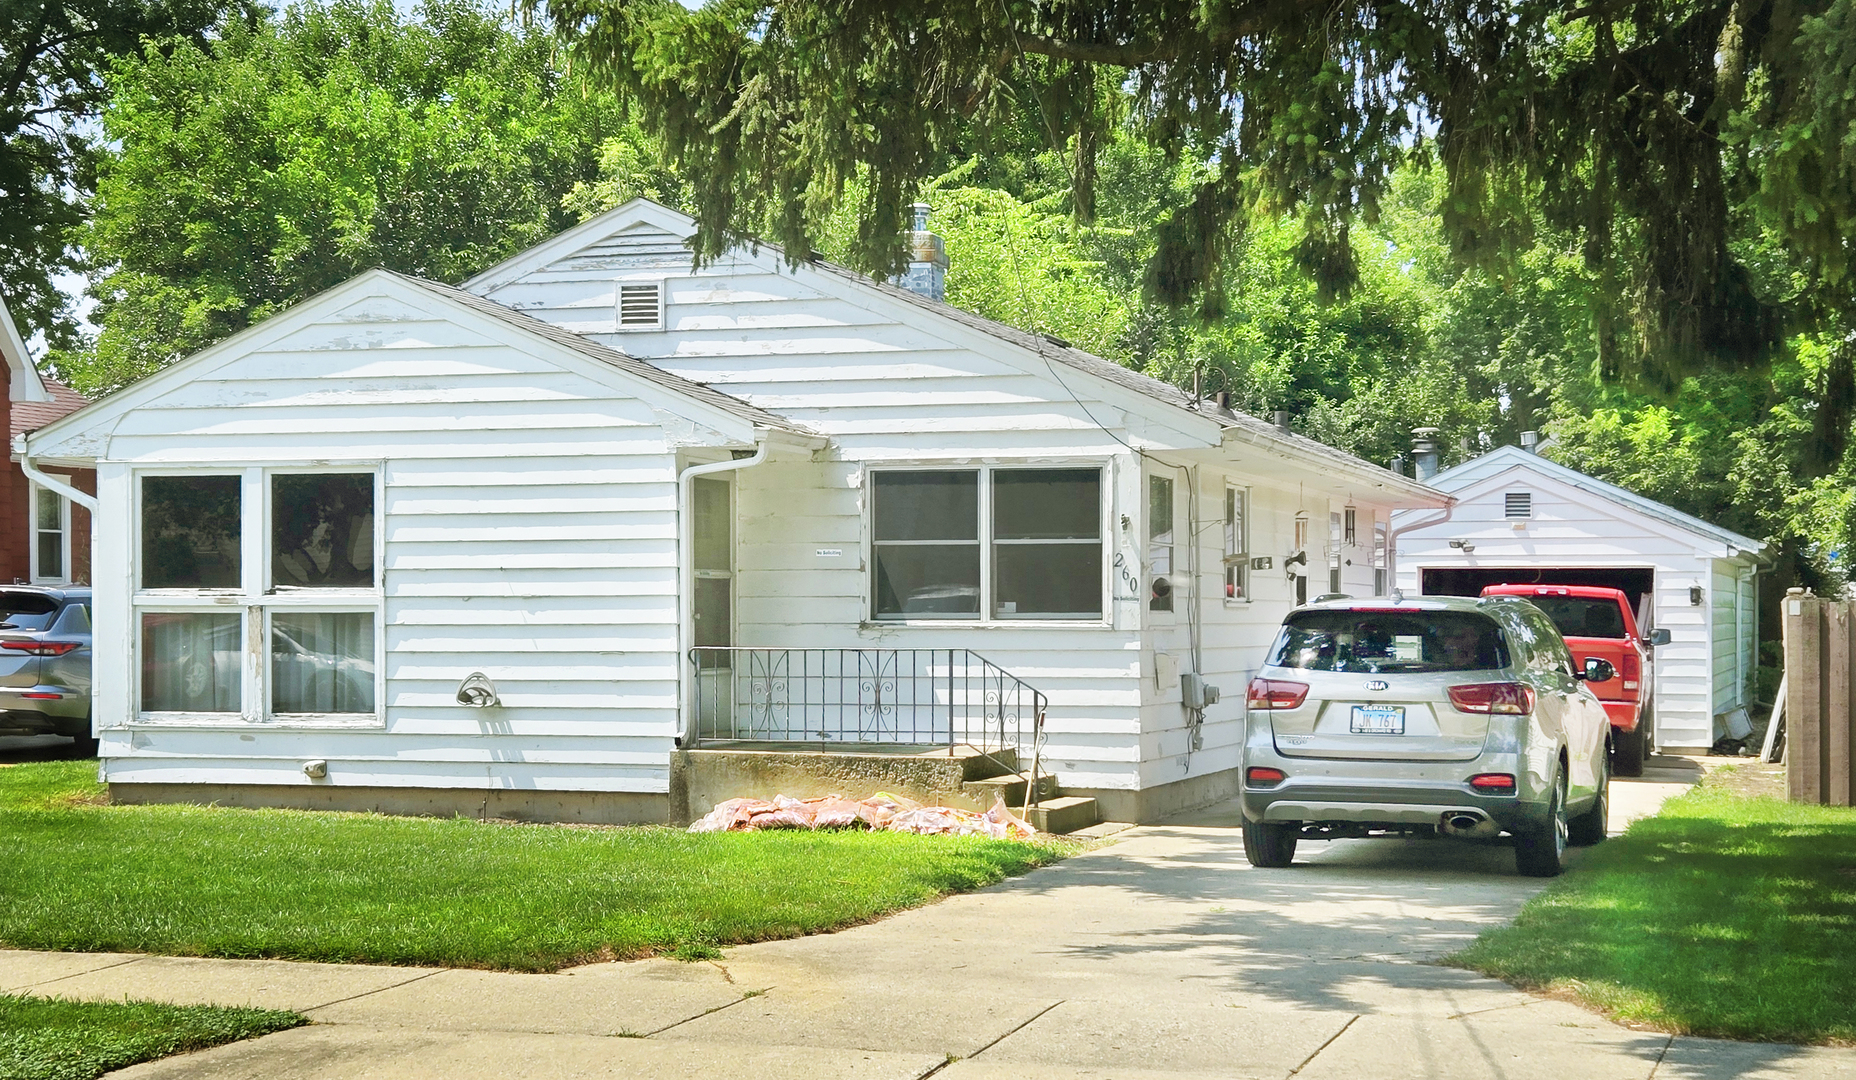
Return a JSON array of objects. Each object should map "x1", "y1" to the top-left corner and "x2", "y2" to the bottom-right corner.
[
  {"x1": 0, "y1": 686, "x2": 89, "y2": 730},
  {"x1": 1240, "y1": 751, "x2": 1554, "y2": 836}
]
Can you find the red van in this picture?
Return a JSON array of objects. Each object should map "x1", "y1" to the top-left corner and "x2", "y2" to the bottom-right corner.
[{"x1": 1479, "y1": 584, "x2": 1669, "y2": 775}]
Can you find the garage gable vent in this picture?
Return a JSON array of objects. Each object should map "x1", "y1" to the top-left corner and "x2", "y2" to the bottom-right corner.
[
  {"x1": 1504, "y1": 491, "x2": 1533, "y2": 519},
  {"x1": 617, "y1": 283, "x2": 663, "y2": 329}
]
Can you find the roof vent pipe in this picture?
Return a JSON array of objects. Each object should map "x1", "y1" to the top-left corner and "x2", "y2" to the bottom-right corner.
[
  {"x1": 1412, "y1": 427, "x2": 1442, "y2": 481},
  {"x1": 1388, "y1": 455, "x2": 1407, "y2": 477},
  {"x1": 1520, "y1": 430, "x2": 1540, "y2": 453},
  {"x1": 1273, "y1": 410, "x2": 1290, "y2": 433},
  {"x1": 891, "y1": 202, "x2": 948, "y2": 301}
]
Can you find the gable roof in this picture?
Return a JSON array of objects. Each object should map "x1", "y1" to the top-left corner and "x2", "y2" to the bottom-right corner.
[
  {"x1": 387, "y1": 272, "x2": 812, "y2": 439},
  {"x1": 466, "y1": 199, "x2": 1442, "y2": 503},
  {"x1": 20, "y1": 269, "x2": 818, "y2": 460},
  {"x1": 1429, "y1": 445, "x2": 1767, "y2": 556},
  {"x1": 1, "y1": 292, "x2": 49, "y2": 404},
  {"x1": 10, "y1": 378, "x2": 88, "y2": 440}
]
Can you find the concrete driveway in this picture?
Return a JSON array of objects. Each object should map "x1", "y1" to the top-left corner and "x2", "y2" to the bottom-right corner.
[{"x1": 6, "y1": 756, "x2": 1851, "y2": 1079}]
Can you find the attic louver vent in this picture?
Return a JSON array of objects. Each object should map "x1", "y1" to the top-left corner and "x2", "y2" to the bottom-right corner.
[
  {"x1": 617, "y1": 283, "x2": 662, "y2": 329},
  {"x1": 1504, "y1": 491, "x2": 1533, "y2": 519}
]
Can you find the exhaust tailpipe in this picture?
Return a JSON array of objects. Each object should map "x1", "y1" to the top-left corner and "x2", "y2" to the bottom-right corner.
[{"x1": 1440, "y1": 812, "x2": 1501, "y2": 839}]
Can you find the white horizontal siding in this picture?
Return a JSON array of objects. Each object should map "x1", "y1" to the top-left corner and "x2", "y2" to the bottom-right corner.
[{"x1": 90, "y1": 286, "x2": 696, "y2": 794}]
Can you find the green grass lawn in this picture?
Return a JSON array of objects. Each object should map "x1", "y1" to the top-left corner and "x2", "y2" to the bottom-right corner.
[
  {"x1": 0, "y1": 761, "x2": 1066, "y2": 972},
  {"x1": 0, "y1": 994, "x2": 302, "y2": 1080},
  {"x1": 1452, "y1": 770, "x2": 1856, "y2": 1045}
]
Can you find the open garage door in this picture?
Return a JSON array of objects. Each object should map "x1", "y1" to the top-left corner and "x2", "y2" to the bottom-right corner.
[{"x1": 1420, "y1": 566, "x2": 1656, "y2": 620}]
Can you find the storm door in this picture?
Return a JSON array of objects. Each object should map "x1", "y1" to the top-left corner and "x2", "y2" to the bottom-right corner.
[{"x1": 692, "y1": 476, "x2": 735, "y2": 736}]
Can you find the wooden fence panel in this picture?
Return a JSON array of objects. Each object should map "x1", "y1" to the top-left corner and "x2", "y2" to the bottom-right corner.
[{"x1": 1784, "y1": 592, "x2": 1856, "y2": 805}]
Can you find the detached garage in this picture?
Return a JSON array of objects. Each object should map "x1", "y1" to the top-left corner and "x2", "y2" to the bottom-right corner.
[{"x1": 1393, "y1": 445, "x2": 1769, "y2": 754}]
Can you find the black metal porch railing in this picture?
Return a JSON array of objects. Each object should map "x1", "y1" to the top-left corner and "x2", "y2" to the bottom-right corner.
[{"x1": 687, "y1": 648, "x2": 1046, "y2": 763}]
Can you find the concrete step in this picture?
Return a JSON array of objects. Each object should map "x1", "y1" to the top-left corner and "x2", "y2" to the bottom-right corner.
[
  {"x1": 961, "y1": 771, "x2": 1059, "y2": 807},
  {"x1": 1028, "y1": 795, "x2": 1099, "y2": 835},
  {"x1": 954, "y1": 747, "x2": 1021, "y2": 781}
]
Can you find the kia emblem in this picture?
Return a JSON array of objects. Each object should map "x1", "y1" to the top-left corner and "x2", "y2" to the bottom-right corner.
[{"x1": 1364, "y1": 680, "x2": 1389, "y2": 691}]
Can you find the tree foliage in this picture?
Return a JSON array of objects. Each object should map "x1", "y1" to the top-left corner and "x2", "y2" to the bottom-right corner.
[
  {"x1": 538, "y1": 0, "x2": 1856, "y2": 454},
  {"x1": 61, "y1": 0, "x2": 619, "y2": 392},
  {"x1": 0, "y1": 0, "x2": 245, "y2": 348}
]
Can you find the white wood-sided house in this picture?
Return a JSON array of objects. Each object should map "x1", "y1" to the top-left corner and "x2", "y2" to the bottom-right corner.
[
  {"x1": 1393, "y1": 445, "x2": 1769, "y2": 754},
  {"x1": 22, "y1": 200, "x2": 1447, "y2": 824}
]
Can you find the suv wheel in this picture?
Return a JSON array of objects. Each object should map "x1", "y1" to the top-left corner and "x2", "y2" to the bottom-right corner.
[
  {"x1": 1242, "y1": 819, "x2": 1299, "y2": 868},
  {"x1": 1514, "y1": 769, "x2": 1568, "y2": 877},
  {"x1": 1568, "y1": 750, "x2": 1609, "y2": 846},
  {"x1": 1612, "y1": 723, "x2": 1646, "y2": 777}
]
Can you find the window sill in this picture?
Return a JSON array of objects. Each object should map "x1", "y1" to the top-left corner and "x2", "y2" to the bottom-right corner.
[
  {"x1": 129, "y1": 715, "x2": 385, "y2": 731},
  {"x1": 860, "y1": 618, "x2": 1112, "y2": 630}
]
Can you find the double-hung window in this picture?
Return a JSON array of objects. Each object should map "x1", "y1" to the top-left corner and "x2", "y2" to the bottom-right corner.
[
  {"x1": 30, "y1": 482, "x2": 69, "y2": 583},
  {"x1": 137, "y1": 469, "x2": 380, "y2": 724},
  {"x1": 1373, "y1": 521, "x2": 1388, "y2": 595},
  {"x1": 871, "y1": 467, "x2": 1102, "y2": 621}
]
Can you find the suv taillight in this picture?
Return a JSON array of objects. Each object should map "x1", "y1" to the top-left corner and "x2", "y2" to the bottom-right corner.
[
  {"x1": 1447, "y1": 682, "x2": 1536, "y2": 715},
  {"x1": 1246, "y1": 678, "x2": 1309, "y2": 710},
  {"x1": 0, "y1": 640, "x2": 80, "y2": 657}
]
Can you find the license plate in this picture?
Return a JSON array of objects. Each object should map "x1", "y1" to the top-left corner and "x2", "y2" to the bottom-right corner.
[{"x1": 1350, "y1": 705, "x2": 1406, "y2": 735}]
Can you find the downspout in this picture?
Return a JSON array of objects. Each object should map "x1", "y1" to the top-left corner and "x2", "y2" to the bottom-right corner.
[
  {"x1": 18, "y1": 446, "x2": 99, "y2": 513},
  {"x1": 676, "y1": 436, "x2": 769, "y2": 747},
  {"x1": 1387, "y1": 502, "x2": 1454, "y2": 594}
]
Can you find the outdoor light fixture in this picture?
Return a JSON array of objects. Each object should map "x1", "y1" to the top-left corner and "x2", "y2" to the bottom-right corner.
[
  {"x1": 1690, "y1": 585, "x2": 1704, "y2": 606},
  {"x1": 1449, "y1": 539, "x2": 1477, "y2": 554}
]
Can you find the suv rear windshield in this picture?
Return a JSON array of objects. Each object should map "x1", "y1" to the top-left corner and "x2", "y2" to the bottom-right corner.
[
  {"x1": 1524, "y1": 596, "x2": 1627, "y2": 639},
  {"x1": 0, "y1": 592, "x2": 60, "y2": 632},
  {"x1": 1268, "y1": 610, "x2": 1510, "y2": 673}
]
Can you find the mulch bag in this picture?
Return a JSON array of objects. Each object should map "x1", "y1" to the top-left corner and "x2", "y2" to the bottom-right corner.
[{"x1": 687, "y1": 792, "x2": 1035, "y2": 839}]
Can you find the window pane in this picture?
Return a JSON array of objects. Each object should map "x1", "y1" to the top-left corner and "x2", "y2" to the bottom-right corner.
[
  {"x1": 874, "y1": 544, "x2": 980, "y2": 616},
  {"x1": 142, "y1": 612, "x2": 242, "y2": 712},
  {"x1": 694, "y1": 577, "x2": 731, "y2": 648},
  {"x1": 873, "y1": 472, "x2": 977, "y2": 541},
  {"x1": 996, "y1": 543, "x2": 1101, "y2": 617},
  {"x1": 37, "y1": 531, "x2": 62, "y2": 579},
  {"x1": 273, "y1": 474, "x2": 375, "y2": 588},
  {"x1": 272, "y1": 612, "x2": 375, "y2": 713},
  {"x1": 693, "y1": 477, "x2": 731, "y2": 571},
  {"x1": 994, "y1": 469, "x2": 1099, "y2": 540},
  {"x1": 142, "y1": 476, "x2": 242, "y2": 589},
  {"x1": 36, "y1": 487, "x2": 60, "y2": 530}
]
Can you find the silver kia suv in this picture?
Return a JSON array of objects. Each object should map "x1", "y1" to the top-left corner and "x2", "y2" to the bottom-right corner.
[{"x1": 1241, "y1": 594, "x2": 1614, "y2": 877}]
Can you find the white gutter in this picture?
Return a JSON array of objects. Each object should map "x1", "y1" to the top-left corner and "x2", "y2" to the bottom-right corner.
[
  {"x1": 675, "y1": 437, "x2": 770, "y2": 746},
  {"x1": 18, "y1": 446, "x2": 98, "y2": 512}
]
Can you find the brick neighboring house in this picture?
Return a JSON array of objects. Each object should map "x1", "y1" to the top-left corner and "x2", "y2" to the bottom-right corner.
[{"x1": 2, "y1": 297, "x2": 93, "y2": 586}]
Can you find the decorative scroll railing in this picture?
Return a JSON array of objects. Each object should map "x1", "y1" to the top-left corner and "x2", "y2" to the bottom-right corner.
[{"x1": 687, "y1": 648, "x2": 1046, "y2": 763}]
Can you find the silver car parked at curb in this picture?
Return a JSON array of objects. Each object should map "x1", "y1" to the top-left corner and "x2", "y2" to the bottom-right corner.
[{"x1": 1241, "y1": 594, "x2": 1614, "y2": 877}]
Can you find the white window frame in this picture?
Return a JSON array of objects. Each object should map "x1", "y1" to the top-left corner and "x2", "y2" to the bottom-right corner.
[
  {"x1": 132, "y1": 464, "x2": 385, "y2": 729},
  {"x1": 1328, "y1": 511, "x2": 1343, "y2": 593},
  {"x1": 1223, "y1": 485, "x2": 1249, "y2": 604},
  {"x1": 865, "y1": 462, "x2": 1111, "y2": 626},
  {"x1": 28, "y1": 478, "x2": 71, "y2": 585},
  {"x1": 616, "y1": 279, "x2": 666, "y2": 331}
]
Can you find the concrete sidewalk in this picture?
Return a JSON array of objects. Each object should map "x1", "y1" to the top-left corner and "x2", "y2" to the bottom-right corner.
[{"x1": 7, "y1": 757, "x2": 1851, "y2": 1079}]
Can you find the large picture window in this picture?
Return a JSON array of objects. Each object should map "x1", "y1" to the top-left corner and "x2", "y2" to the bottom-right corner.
[
  {"x1": 136, "y1": 469, "x2": 380, "y2": 724},
  {"x1": 872, "y1": 467, "x2": 1102, "y2": 621}
]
